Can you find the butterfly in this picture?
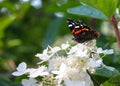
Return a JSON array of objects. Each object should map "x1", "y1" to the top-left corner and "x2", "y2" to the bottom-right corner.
[{"x1": 67, "y1": 18, "x2": 99, "y2": 43}]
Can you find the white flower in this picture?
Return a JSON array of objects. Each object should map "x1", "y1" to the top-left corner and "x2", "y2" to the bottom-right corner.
[
  {"x1": 85, "y1": 40, "x2": 96, "y2": 48},
  {"x1": 61, "y1": 41, "x2": 70, "y2": 50},
  {"x1": 52, "y1": 63, "x2": 67, "y2": 79},
  {"x1": 35, "y1": 47, "x2": 53, "y2": 64},
  {"x1": 13, "y1": 41, "x2": 113, "y2": 86},
  {"x1": 103, "y1": 49, "x2": 114, "y2": 54},
  {"x1": 52, "y1": 63, "x2": 69, "y2": 85},
  {"x1": 12, "y1": 62, "x2": 28, "y2": 76},
  {"x1": 48, "y1": 46, "x2": 61, "y2": 54},
  {"x1": 67, "y1": 44, "x2": 88, "y2": 58},
  {"x1": 64, "y1": 71, "x2": 93, "y2": 86},
  {"x1": 97, "y1": 48, "x2": 114, "y2": 55},
  {"x1": 52, "y1": 62, "x2": 93, "y2": 86},
  {"x1": 22, "y1": 78, "x2": 39, "y2": 86},
  {"x1": 64, "y1": 79, "x2": 85, "y2": 86},
  {"x1": 52, "y1": 62, "x2": 79, "y2": 80},
  {"x1": 86, "y1": 58, "x2": 102, "y2": 68},
  {"x1": 29, "y1": 66, "x2": 49, "y2": 78},
  {"x1": 102, "y1": 64, "x2": 115, "y2": 71},
  {"x1": 48, "y1": 57, "x2": 67, "y2": 71},
  {"x1": 97, "y1": 48, "x2": 103, "y2": 54}
]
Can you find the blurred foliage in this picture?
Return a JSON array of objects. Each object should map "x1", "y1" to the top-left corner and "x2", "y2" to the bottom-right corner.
[{"x1": 0, "y1": 0, "x2": 120, "y2": 86}]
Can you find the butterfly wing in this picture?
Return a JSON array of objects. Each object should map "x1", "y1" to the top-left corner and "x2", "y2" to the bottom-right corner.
[{"x1": 67, "y1": 18, "x2": 99, "y2": 43}]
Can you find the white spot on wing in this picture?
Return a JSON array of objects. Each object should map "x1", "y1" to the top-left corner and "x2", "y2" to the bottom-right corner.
[
  {"x1": 75, "y1": 26, "x2": 80, "y2": 28},
  {"x1": 68, "y1": 24, "x2": 73, "y2": 27}
]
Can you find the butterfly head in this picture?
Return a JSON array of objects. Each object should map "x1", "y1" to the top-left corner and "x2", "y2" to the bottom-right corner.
[{"x1": 67, "y1": 18, "x2": 75, "y2": 31}]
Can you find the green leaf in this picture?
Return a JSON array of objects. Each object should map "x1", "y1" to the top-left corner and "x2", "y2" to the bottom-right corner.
[
  {"x1": 0, "y1": 15, "x2": 16, "y2": 47},
  {"x1": 95, "y1": 67, "x2": 119, "y2": 77},
  {"x1": 92, "y1": 67, "x2": 120, "y2": 85},
  {"x1": 118, "y1": 4, "x2": 120, "y2": 14},
  {"x1": 92, "y1": 74, "x2": 109, "y2": 85},
  {"x1": 0, "y1": 74, "x2": 10, "y2": 86},
  {"x1": 7, "y1": 39, "x2": 22, "y2": 47},
  {"x1": 117, "y1": 0, "x2": 120, "y2": 7},
  {"x1": 19, "y1": 2, "x2": 30, "y2": 14},
  {"x1": 67, "y1": 5, "x2": 108, "y2": 20},
  {"x1": 45, "y1": 0, "x2": 80, "y2": 13},
  {"x1": 0, "y1": 15, "x2": 16, "y2": 38},
  {"x1": 79, "y1": 0, "x2": 117, "y2": 18},
  {"x1": 101, "y1": 75, "x2": 120, "y2": 86},
  {"x1": 42, "y1": 18, "x2": 63, "y2": 48}
]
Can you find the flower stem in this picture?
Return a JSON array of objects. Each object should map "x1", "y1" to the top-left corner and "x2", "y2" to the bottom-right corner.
[
  {"x1": 111, "y1": 15, "x2": 120, "y2": 49},
  {"x1": 86, "y1": 70, "x2": 100, "y2": 86}
]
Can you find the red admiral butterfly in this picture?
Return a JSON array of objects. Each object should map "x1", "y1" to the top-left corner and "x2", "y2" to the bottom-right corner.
[{"x1": 67, "y1": 18, "x2": 99, "y2": 43}]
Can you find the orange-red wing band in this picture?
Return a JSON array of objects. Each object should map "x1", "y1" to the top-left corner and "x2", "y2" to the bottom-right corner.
[
  {"x1": 83, "y1": 28, "x2": 89, "y2": 31},
  {"x1": 75, "y1": 28, "x2": 89, "y2": 35},
  {"x1": 75, "y1": 29, "x2": 82, "y2": 35},
  {"x1": 71, "y1": 29, "x2": 75, "y2": 34}
]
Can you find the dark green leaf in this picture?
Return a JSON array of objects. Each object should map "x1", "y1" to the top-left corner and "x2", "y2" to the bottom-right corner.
[
  {"x1": 6, "y1": 39, "x2": 22, "y2": 47},
  {"x1": 67, "y1": 5, "x2": 108, "y2": 20},
  {"x1": 95, "y1": 67, "x2": 119, "y2": 77},
  {"x1": 19, "y1": 2, "x2": 30, "y2": 14},
  {"x1": 118, "y1": 4, "x2": 120, "y2": 14},
  {"x1": 117, "y1": 0, "x2": 120, "y2": 7},
  {"x1": 42, "y1": 18, "x2": 63, "y2": 48},
  {"x1": 0, "y1": 15, "x2": 16, "y2": 31},
  {"x1": 45, "y1": 0, "x2": 80, "y2": 13},
  {"x1": 0, "y1": 15, "x2": 16, "y2": 39},
  {"x1": 79, "y1": 0, "x2": 117, "y2": 18},
  {"x1": 91, "y1": 67, "x2": 120, "y2": 85},
  {"x1": 101, "y1": 74, "x2": 120, "y2": 86},
  {"x1": 92, "y1": 74, "x2": 109, "y2": 85}
]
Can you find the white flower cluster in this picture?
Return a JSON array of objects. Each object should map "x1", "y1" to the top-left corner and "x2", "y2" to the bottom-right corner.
[{"x1": 12, "y1": 40, "x2": 114, "y2": 86}]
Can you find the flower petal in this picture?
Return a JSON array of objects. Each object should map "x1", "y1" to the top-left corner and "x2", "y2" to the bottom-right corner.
[
  {"x1": 12, "y1": 71, "x2": 25, "y2": 76},
  {"x1": 103, "y1": 49, "x2": 114, "y2": 54},
  {"x1": 87, "y1": 58, "x2": 102, "y2": 68},
  {"x1": 64, "y1": 79, "x2": 85, "y2": 86},
  {"x1": 22, "y1": 78, "x2": 38, "y2": 86},
  {"x1": 17, "y1": 62, "x2": 27, "y2": 71},
  {"x1": 61, "y1": 42, "x2": 70, "y2": 50},
  {"x1": 29, "y1": 66, "x2": 49, "y2": 78}
]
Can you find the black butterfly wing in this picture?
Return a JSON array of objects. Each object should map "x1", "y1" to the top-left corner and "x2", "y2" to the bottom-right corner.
[{"x1": 67, "y1": 18, "x2": 99, "y2": 43}]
